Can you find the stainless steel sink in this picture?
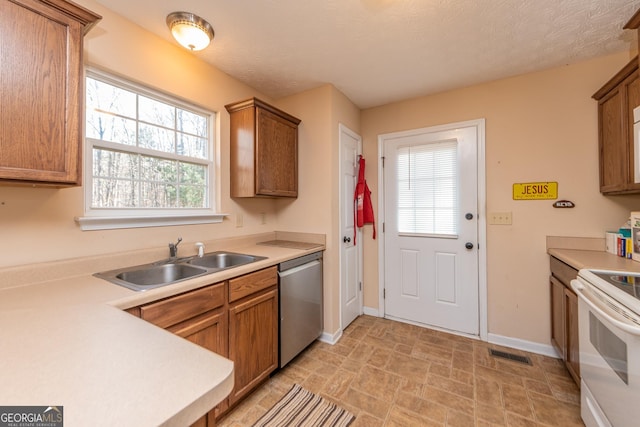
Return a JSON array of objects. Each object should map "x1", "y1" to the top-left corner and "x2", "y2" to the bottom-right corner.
[
  {"x1": 94, "y1": 251, "x2": 266, "y2": 291},
  {"x1": 187, "y1": 252, "x2": 264, "y2": 269},
  {"x1": 116, "y1": 263, "x2": 208, "y2": 286}
]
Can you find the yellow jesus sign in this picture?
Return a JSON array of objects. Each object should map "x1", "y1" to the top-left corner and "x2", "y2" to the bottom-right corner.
[{"x1": 513, "y1": 182, "x2": 558, "y2": 200}]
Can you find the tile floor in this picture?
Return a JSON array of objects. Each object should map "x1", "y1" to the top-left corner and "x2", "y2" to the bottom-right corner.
[{"x1": 218, "y1": 315, "x2": 583, "y2": 427}]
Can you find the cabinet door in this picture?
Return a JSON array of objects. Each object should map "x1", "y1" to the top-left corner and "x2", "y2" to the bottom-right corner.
[
  {"x1": 171, "y1": 310, "x2": 228, "y2": 357},
  {"x1": 228, "y1": 288, "x2": 278, "y2": 405},
  {"x1": 138, "y1": 281, "x2": 228, "y2": 423},
  {"x1": 550, "y1": 276, "x2": 566, "y2": 358},
  {"x1": 625, "y1": 71, "x2": 640, "y2": 191},
  {"x1": 255, "y1": 108, "x2": 298, "y2": 197},
  {"x1": 564, "y1": 287, "x2": 580, "y2": 384},
  {"x1": 595, "y1": 58, "x2": 640, "y2": 195},
  {"x1": 0, "y1": 0, "x2": 97, "y2": 185},
  {"x1": 172, "y1": 310, "x2": 229, "y2": 421},
  {"x1": 599, "y1": 86, "x2": 628, "y2": 193}
]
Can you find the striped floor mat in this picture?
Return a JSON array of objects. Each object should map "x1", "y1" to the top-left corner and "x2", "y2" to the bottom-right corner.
[{"x1": 252, "y1": 384, "x2": 355, "y2": 427}]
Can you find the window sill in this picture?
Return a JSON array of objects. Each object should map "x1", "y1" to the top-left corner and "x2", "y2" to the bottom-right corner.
[{"x1": 75, "y1": 213, "x2": 228, "y2": 231}]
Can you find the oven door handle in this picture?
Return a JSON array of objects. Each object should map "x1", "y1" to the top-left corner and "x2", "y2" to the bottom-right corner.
[{"x1": 571, "y1": 279, "x2": 640, "y2": 336}]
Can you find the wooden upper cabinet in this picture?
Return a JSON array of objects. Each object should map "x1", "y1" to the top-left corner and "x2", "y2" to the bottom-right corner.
[
  {"x1": 225, "y1": 98, "x2": 301, "y2": 198},
  {"x1": 624, "y1": 8, "x2": 640, "y2": 55},
  {"x1": 592, "y1": 57, "x2": 640, "y2": 194},
  {"x1": 0, "y1": 0, "x2": 100, "y2": 186}
]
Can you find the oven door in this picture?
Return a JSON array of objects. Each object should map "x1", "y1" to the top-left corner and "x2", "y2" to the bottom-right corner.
[{"x1": 572, "y1": 278, "x2": 640, "y2": 427}]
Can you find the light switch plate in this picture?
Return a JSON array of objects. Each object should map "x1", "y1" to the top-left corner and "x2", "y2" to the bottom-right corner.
[{"x1": 489, "y1": 212, "x2": 512, "y2": 225}]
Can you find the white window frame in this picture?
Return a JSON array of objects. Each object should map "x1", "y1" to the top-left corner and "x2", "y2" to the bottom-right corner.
[{"x1": 75, "y1": 68, "x2": 226, "y2": 231}]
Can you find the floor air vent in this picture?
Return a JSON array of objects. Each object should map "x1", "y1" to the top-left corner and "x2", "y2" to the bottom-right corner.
[{"x1": 489, "y1": 349, "x2": 532, "y2": 365}]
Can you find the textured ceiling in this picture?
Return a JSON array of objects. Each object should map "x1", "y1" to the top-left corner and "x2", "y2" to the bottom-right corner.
[{"x1": 95, "y1": 0, "x2": 640, "y2": 108}]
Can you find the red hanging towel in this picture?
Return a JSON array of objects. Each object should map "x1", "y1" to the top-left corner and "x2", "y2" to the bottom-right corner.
[{"x1": 354, "y1": 156, "x2": 376, "y2": 244}]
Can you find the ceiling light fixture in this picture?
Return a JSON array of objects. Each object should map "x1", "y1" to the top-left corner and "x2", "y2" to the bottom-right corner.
[{"x1": 166, "y1": 11, "x2": 214, "y2": 51}]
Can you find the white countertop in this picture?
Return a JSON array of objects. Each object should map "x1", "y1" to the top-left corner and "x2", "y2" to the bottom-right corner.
[
  {"x1": 0, "y1": 234, "x2": 324, "y2": 426},
  {"x1": 548, "y1": 248, "x2": 640, "y2": 272}
]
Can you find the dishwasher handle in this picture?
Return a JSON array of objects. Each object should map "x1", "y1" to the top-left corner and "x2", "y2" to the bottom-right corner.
[
  {"x1": 278, "y1": 260, "x2": 321, "y2": 278},
  {"x1": 279, "y1": 251, "x2": 323, "y2": 271}
]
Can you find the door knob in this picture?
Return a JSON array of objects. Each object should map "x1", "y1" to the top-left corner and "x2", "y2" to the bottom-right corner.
[
  {"x1": 465, "y1": 213, "x2": 474, "y2": 220},
  {"x1": 343, "y1": 236, "x2": 351, "y2": 243},
  {"x1": 465, "y1": 242, "x2": 474, "y2": 249}
]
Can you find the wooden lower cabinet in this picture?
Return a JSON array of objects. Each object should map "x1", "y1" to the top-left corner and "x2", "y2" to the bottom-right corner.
[
  {"x1": 550, "y1": 276, "x2": 565, "y2": 356},
  {"x1": 129, "y1": 266, "x2": 280, "y2": 424},
  {"x1": 549, "y1": 257, "x2": 580, "y2": 385},
  {"x1": 170, "y1": 309, "x2": 229, "y2": 421},
  {"x1": 191, "y1": 412, "x2": 215, "y2": 427},
  {"x1": 228, "y1": 287, "x2": 279, "y2": 406},
  {"x1": 565, "y1": 288, "x2": 580, "y2": 383},
  {"x1": 134, "y1": 282, "x2": 227, "y2": 427}
]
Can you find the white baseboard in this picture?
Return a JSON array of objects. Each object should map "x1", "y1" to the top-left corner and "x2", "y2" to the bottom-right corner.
[
  {"x1": 488, "y1": 333, "x2": 561, "y2": 358},
  {"x1": 363, "y1": 306, "x2": 381, "y2": 317},
  {"x1": 318, "y1": 329, "x2": 342, "y2": 345}
]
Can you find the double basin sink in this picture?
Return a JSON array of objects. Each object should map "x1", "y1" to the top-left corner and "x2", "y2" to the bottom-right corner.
[{"x1": 95, "y1": 251, "x2": 266, "y2": 291}]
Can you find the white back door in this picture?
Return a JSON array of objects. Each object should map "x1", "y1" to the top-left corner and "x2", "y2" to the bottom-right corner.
[{"x1": 382, "y1": 122, "x2": 480, "y2": 335}]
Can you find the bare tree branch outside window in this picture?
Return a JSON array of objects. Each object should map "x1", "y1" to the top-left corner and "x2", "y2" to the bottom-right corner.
[{"x1": 85, "y1": 72, "x2": 211, "y2": 211}]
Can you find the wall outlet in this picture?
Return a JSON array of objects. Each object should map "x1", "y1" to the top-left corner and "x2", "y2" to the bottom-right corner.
[
  {"x1": 236, "y1": 213, "x2": 243, "y2": 228},
  {"x1": 260, "y1": 212, "x2": 266, "y2": 224},
  {"x1": 489, "y1": 212, "x2": 512, "y2": 225}
]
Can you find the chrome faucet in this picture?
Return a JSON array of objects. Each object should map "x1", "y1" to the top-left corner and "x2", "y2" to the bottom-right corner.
[{"x1": 168, "y1": 237, "x2": 182, "y2": 258}]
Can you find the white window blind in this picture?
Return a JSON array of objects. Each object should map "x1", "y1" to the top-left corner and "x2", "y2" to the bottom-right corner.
[{"x1": 397, "y1": 140, "x2": 458, "y2": 236}]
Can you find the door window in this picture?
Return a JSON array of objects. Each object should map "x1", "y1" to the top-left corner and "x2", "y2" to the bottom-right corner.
[{"x1": 396, "y1": 139, "x2": 458, "y2": 237}]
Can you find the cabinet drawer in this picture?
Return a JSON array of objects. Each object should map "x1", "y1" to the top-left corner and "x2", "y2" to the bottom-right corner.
[
  {"x1": 550, "y1": 257, "x2": 578, "y2": 287},
  {"x1": 140, "y1": 282, "x2": 225, "y2": 329},
  {"x1": 229, "y1": 266, "x2": 278, "y2": 302}
]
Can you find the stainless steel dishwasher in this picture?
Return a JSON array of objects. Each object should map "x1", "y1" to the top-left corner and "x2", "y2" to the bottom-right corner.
[{"x1": 278, "y1": 251, "x2": 323, "y2": 368}]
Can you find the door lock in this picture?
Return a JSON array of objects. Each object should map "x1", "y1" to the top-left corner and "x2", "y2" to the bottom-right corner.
[
  {"x1": 465, "y1": 242, "x2": 474, "y2": 249},
  {"x1": 343, "y1": 236, "x2": 351, "y2": 243},
  {"x1": 465, "y1": 213, "x2": 474, "y2": 220}
]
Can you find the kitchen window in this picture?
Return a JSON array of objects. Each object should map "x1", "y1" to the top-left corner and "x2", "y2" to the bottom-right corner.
[{"x1": 76, "y1": 69, "x2": 223, "y2": 231}]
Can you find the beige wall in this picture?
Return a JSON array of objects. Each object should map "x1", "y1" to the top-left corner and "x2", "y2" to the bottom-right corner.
[
  {"x1": 275, "y1": 86, "x2": 361, "y2": 335},
  {"x1": 0, "y1": 0, "x2": 360, "y2": 338},
  {"x1": 4, "y1": 0, "x2": 639, "y2": 347},
  {"x1": 0, "y1": 0, "x2": 278, "y2": 269},
  {"x1": 361, "y1": 52, "x2": 640, "y2": 345}
]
